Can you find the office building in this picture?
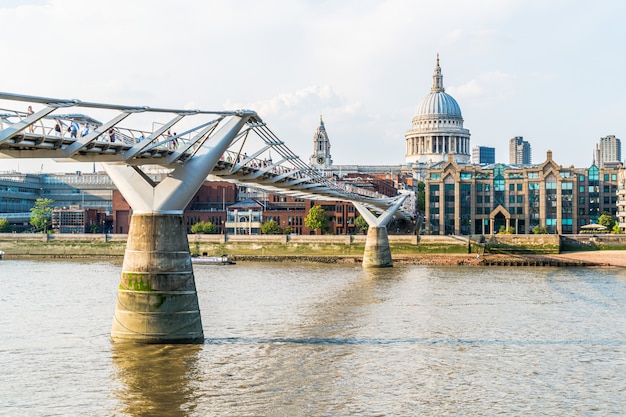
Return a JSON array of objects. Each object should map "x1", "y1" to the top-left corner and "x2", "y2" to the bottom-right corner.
[
  {"x1": 472, "y1": 146, "x2": 495, "y2": 164},
  {"x1": 425, "y1": 151, "x2": 621, "y2": 235}
]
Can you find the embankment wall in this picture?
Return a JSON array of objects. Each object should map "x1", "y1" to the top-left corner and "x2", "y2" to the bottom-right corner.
[{"x1": 1, "y1": 233, "x2": 624, "y2": 258}]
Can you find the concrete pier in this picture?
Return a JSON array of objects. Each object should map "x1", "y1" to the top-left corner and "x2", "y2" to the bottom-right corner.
[
  {"x1": 111, "y1": 213, "x2": 204, "y2": 343},
  {"x1": 362, "y1": 226, "x2": 393, "y2": 268}
]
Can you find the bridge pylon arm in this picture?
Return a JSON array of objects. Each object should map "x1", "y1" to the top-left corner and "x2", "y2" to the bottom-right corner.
[
  {"x1": 103, "y1": 114, "x2": 253, "y2": 214},
  {"x1": 352, "y1": 194, "x2": 408, "y2": 268}
]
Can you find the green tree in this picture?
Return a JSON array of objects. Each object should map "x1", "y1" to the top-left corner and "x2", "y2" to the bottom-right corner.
[
  {"x1": 304, "y1": 205, "x2": 328, "y2": 234},
  {"x1": 190, "y1": 221, "x2": 217, "y2": 234},
  {"x1": 417, "y1": 180, "x2": 425, "y2": 212},
  {"x1": 283, "y1": 226, "x2": 294, "y2": 235},
  {"x1": 598, "y1": 211, "x2": 615, "y2": 230},
  {"x1": 261, "y1": 220, "x2": 282, "y2": 234},
  {"x1": 532, "y1": 225, "x2": 549, "y2": 234},
  {"x1": 355, "y1": 215, "x2": 369, "y2": 234},
  {"x1": 612, "y1": 222, "x2": 622, "y2": 234},
  {"x1": 30, "y1": 198, "x2": 54, "y2": 233},
  {"x1": 0, "y1": 218, "x2": 14, "y2": 233}
]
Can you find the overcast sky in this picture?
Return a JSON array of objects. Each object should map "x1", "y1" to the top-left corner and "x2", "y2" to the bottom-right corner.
[{"x1": 2, "y1": 0, "x2": 625, "y2": 173}]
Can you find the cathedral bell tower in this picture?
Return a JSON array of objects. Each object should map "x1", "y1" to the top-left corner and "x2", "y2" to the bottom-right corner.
[{"x1": 310, "y1": 115, "x2": 333, "y2": 168}]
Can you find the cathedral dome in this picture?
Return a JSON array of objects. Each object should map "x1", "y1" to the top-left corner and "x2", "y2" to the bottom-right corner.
[
  {"x1": 414, "y1": 55, "x2": 462, "y2": 120},
  {"x1": 415, "y1": 91, "x2": 462, "y2": 119},
  {"x1": 405, "y1": 55, "x2": 471, "y2": 167}
]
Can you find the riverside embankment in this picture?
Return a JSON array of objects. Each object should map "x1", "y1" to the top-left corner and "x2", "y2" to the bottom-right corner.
[{"x1": 1, "y1": 232, "x2": 625, "y2": 267}]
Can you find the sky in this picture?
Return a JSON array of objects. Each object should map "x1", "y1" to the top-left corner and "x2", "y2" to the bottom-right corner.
[{"x1": 1, "y1": 0, "x2": 626, "y2": 173}]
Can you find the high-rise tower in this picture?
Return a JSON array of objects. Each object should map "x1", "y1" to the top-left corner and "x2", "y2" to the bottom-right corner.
[
  {"x1": 509, "y1": 136, "x2": 531, "y2": 164},
  {"x1": 594, "y1": 135, "x2": 622, "y2": 168},
  {"x1": 405, "y1": 55, "x2": 471, "y2": 166}
]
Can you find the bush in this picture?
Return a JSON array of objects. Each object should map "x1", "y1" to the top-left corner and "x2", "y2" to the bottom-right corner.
[
  {"x1": 190, "y1": 221, "x2": 217, "y2": 234},
  {"x1": 261, "y1": 220, "x2": 282, "y2": 234}
]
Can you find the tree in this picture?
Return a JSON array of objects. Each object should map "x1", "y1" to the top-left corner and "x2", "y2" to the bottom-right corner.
[
  {"x1": 598, "y1": 211, "x2": 615, "y2": 230},
  {"x1": 612, "y1": 222, "x2": 622, "y2": 234},
  {"x1": 190, "y1": 221, "x2": 217, "y2": 234},
  {"x1": 30, "y1": 198, "x2": 54, "y2": 233},
  {"x1": 355, "y1": 215, "x2": 369, "y2": 234},
  {"x1": 261, "y1": 220, "x2": 282, "y2": 235},
  {"x1": 532, "y1": 225, "x2": 549, "y2": 234},
  {"x1": 417, "y1": 180, "x2": 425, "y2": 213},
  {"x1": 0, "y1": 218, "x2": 14, "y2": 233},
  {"x1": 304, "y1": 205, "x2": 328, "y2": 234}
]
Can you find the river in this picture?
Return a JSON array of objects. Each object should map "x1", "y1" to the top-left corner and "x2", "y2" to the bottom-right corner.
[{"x1": 1, "y1": 259, "x2": 626, "y2": 416}]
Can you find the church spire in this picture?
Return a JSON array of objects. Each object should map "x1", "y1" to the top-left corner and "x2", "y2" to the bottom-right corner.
[{"x1": 431, "y1": 53, "x2": 445, "y2": 93}]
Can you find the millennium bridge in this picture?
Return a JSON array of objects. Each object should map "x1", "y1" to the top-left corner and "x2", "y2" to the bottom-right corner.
[{"x1": 0, "y1": 92, "x2": 412, "y2": 343}]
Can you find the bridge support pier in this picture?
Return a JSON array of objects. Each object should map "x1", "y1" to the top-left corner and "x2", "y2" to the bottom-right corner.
[
  {"x1": 354, "y1": 195, "x2": 407, "y2": 268},
  {"x1": 104, "y1": 114, "x2": 252, "y2": 344},
  {"x1": 363, "y1": 226, "x2": 393, "y2": 268},
  {"x1": 111, "y1": 213, "x2": 203, "y2": 343}
]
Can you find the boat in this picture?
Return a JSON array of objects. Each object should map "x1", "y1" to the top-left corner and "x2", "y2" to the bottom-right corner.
[{"x1": 192, "y1": 254, "x2": 236, "y2": 265}]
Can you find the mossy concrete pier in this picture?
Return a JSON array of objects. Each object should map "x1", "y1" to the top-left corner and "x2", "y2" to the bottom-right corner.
[{"x1": 111, "y1": 214, "x2": 204, "y2": 343}]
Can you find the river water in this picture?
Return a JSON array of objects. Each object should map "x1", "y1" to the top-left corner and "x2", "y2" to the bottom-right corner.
[{"x1": 2, "y1": 259, "x2": 626, "y2": 416}]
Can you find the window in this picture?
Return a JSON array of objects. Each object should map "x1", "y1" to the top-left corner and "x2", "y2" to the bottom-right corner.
[
  {"x1": 561, "y1": 182, "x2": 572, "y2": 190},
  {"x1": 460, "y1": 173, "x2": 472, "y2": 180},
  {"x1": 612, "y1": 174, "x2": 617, "y2": 181},
  {"x1": 517, "y1": 184, "x2": 523, "y2": 191},
  {"x1": 528, "y1": 172, "x2": 539, "y2": 179},
  {"x1": 430, "y1": 173, "x2": 441, "y2": 180},
  {"x1": 509, "y1": 184, "x2": 515, "y2": 191},
  {"x1": 579, "y1": 174, "x2": 585, "y2": 181}
]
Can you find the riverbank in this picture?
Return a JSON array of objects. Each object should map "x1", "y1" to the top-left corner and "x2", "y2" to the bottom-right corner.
[
  {"x1": 230, "y1": 251, "x2": 625, "y2": 267},
  {"x1": 0, "y1": 233, "x2": 624, "y2": 267}
]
